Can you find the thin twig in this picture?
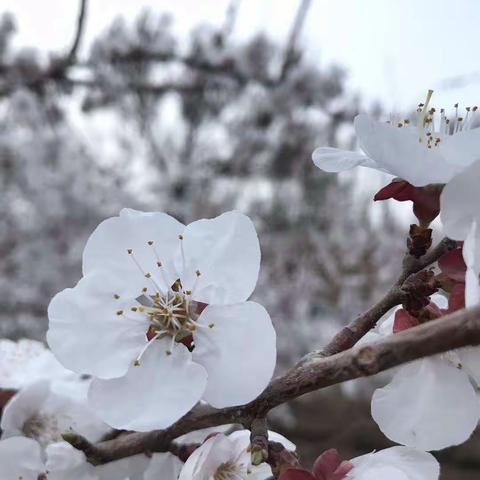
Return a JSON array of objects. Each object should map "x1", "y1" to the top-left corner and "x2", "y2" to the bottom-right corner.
[
  {"x1": 318, "y1": 237, "x2": 455, "y2": 357},
  {"x1": 278, "y1": 0, "x2": 312, "y2": 82},
  {"x1": 65, "y1": 0, "x2": 88, "y2": 66}
]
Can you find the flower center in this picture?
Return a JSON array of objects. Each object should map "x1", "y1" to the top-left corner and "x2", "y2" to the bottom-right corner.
[
  {"x1": 388, "y1": 89, "x2": 478, "y2": 149},
  {"x1": 22, "y1": 412, "x2": 62, "y2": 447},
  {"x1": 214, "y1": 462, "x2": 248, "y2": 480},
  {"x1": 114, "y1": 238, "x2": 214, "y2": 364}
]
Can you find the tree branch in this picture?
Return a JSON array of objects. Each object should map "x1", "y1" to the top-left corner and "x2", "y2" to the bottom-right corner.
[
  {"x1": 278, "y1": 0, "x2": 312, "y2": 82},
  {"x1": 65, "y1": 0, "x2": 88, "y2": 66},
  {"x1": 318, "y1": 236, "x2": 455, "y2": 357},
  {"x1": 75, "y1": 303, "x2": 480, "y2": 463}
]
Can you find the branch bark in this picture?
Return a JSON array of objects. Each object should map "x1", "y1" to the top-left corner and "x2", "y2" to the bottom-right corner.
[
  {"x1": 79, "y1": 303, "x2": 480, "y2": 464},
  {"x1": 278, "y1": 0, "x2": 312, "y2": 82},
  {"x1": 65, "y1": 0, "x2": 88, "y2": 66},
  {"x1": 318, "y1": 237, "x2": 456, "y2": 357}
]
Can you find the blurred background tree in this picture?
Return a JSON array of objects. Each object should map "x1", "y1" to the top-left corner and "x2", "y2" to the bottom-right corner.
[{"x1": 4, "y1": 2, "x2": 477, "y2": 478}]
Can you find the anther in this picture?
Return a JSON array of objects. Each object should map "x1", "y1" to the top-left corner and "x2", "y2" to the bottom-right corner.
[
  {"x1": 147, "y1": 240, "x2": 154, "y2": 246},
  {"x1": 208, "y1": 323, "x2": 215, "y2": 328},
  {"x1": 156, "y1": 261, "x2": 162, "y2": 267},
  {"x1": 116, "y1": 310, "x2": 124, "y2": 316},
  {"x1": 145, "y1": 273, "x2": 152, "y2": 278},
  {"x1": 142, "y1": 287, "x2": 148, "y2": 293},
  {"x1": 178, "y1": 235, "x2": 184, "y2": 240},
  {"x1": 113, "y1": 294, "x2": 120, "y2": 299},
  {"x1": 131, "y1": 307, "x2": 138, "y2": 312},
  {"x1": 196, "y1": 270, "x2": 201, "y2": 277},
  {"x1": 127, "y1": 249, "x2": 133, "y2": 255},
  {"x1": 397, "y1": 122, "x2": 403, "y2": 128}
]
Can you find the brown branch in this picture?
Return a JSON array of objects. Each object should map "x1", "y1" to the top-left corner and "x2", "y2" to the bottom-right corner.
[
  {"x1": 75, "y1": 303, "x2": 480, "y2": 464},
  {"x1": 64, "y1": 77, "x2": 201, "y2": 96},
  {"x1": 250, "y1": 417, "x2": 269, "y2": 465},
  {"x1": 278, "y1": 0, "x2": 312, "y2": 82},
  {"x1": 318, "y1": 237, "x2": 455, "y2": 357},
  {"x1": 65, "y1": 0, "x2": 88, "y2": 66}
]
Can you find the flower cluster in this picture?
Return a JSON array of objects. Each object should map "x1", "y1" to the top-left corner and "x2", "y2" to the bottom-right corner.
[
  {"x1": 3, "y1": 89, "x2": 480, "y2": 478},
  {"x1": 312, "y1": 90, "x2": 480, "y2": 457}
]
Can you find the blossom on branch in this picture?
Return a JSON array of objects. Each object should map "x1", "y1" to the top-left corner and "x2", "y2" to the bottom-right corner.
[
  {"x1": 441, "y1": 158, "x2": 480, "y2": 306},
  {"x1": 0, "y1": 435, "x2": 98, "y2": 480},
  {"x1": 312, "y1": 90, "x2": 480, "y2": 187},
  {"x1": 47, "y1": 209, "x2": 276, "y2": 431},
  {"x1": 179, "y1": 429, "x2": 295, "y2": 480},
  {"x1": 1, "y1": 380, "x2": 107, "y2": 448},
  {"x1": 279, "y1": 446, "x2": 439, "y2": 480},
  {"x1": 366, "y1": 295, "x2": 480, "y2": 451}
]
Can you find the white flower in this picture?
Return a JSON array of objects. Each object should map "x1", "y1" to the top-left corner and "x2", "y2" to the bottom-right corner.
[
  {"x1": 1, "y1": 380, "x2": 108, "y2": 448},
  {"x1": 348, "y1": 446, "x2": 439, "y2": 480},
  {"x1": 0, "y1": 436, "x2": 45, "y2": 480},
  {"x1": 366, "y1": 300, "x2": 480, "y2": 451},
  {"x1": 95, "y1": 452, "x2": 182, "y2": 480},
  {"x1": 0, "y1": 437, "x2": 98, "y2": 480},
  {"x1": 313, "y1": 91, "x2": 480, "y2": 186},
  {"x1": 48, "y1": 209, "x2": 276, "y2": 431},
  {"x1": 179, "y1": 429, "x2": 295, "y2": 480},
  {"x1": 0, "y1": 338, "x2": 88, "y2": 399},
  {"x1": 45, "y1": 441, "x2": 98, "y2": 480},
  {"x1": 441, "y1": 158, "x2": 480, "y2": 306}
]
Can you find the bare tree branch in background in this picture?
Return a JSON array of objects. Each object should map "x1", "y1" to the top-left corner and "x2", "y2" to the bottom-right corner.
[
  {"x1": 278, "y1": 0, "x2": 312, "y2": 82},
  {"x1": 222, "y1": 0, "x2": 242, "y2": 39},
  {"x1": 64, "y1": 0, "x2": 88, "y2": 66}
]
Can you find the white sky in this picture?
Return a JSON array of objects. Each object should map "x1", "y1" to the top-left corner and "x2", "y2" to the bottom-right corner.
[{"x1": 3, "y1": 0, "x2": 480, "y2": 113}]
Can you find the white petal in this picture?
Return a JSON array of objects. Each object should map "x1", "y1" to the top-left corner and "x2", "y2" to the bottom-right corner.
[
  {"x1": 88, "y1": 338, "x2": 207, "y2": 431},
  {"x1": 439, "y1": 126, "x2": 480, "y2": 170},
  {"x1": 46, "y1": 441, "x2": 98, "y2": 480},
  {"x1": 83, "y1": 209, "x2": 184, "y2": 290},
  {"x1": 48, "y1": 270, "x2": 150, "y2": 379},
  {"x1": 193, "y1": 302, "x2": 276, "y2": 408},
  {"x1": 371, "y1": 357, "x2": 479, "y2": 450},
  {"x1": 352, "y1": 465, "x2": 409, "y2": 480},
  {"x1": 180, "y1": 211, "x2": 260, "y2": 304},
  {"x1": 144, "y1": 453, "x2": 183, "y2": 480},
  {"x1": 0, "y1": 437, "x2": 44, "y2": 480},
  {"x1": 1, "y1": 381, "x2": 108, "y2": 445},
  {"x1": 355, "y1": 114, "x2": 457, "y2": 186},
  {"x1": 312, "y1": 147, "x2": 380, "y2": 172},
  {"x1": 0, "y1": 339, "x2": 59, "y2": 390},
  {"x1": 95, "y1": 454, "x2": 150, "y2": 480},
  {"x1": 458, "y1": 346, "x2": 480, "y2": 387},
  {"x1": 466, "y1": 265, "x2": 480, "y2": 307},
  {"x1": 463, "y1": 221, "x2": 480, "y2": 307},
  {"x1": 179, "y1": 434, "x2": 234, "y2": 480},
  {"x1": 1, "y1": 380, "x2": 49, "y2": 437},
  {"x1": 351, "y1": 447, "x2": 440, "y2": 480},
  {"x1": 441, "y1": 158, "x2": 480, "y2": 240}
]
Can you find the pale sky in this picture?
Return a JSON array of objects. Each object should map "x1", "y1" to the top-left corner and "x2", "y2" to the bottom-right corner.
[{"x1": 3, "y1": 0, "x2": 480, "y2": 113}]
